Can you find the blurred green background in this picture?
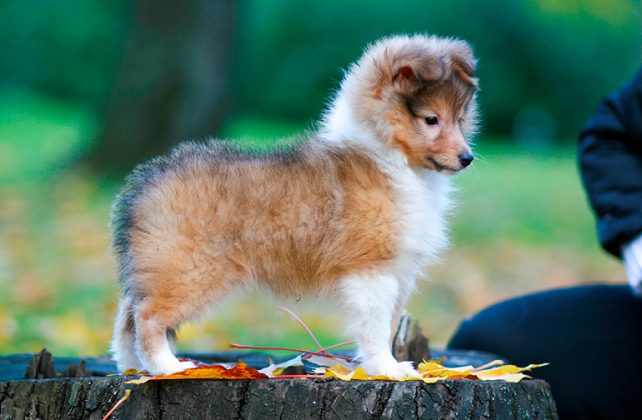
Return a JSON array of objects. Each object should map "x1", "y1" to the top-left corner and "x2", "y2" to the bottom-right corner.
[{"x1": 0, "y1": 0, "x2": 639, "y2": 356}]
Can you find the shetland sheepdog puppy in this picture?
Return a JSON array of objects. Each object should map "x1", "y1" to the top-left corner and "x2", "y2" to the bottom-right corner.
[{"x1": 110, "y1": 34, "x2": 478, "y2": 378}]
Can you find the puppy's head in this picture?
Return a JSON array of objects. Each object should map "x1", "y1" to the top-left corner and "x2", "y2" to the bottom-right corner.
[{"x1": 348, "y1": 35, "x2": 479, "y2": 173}]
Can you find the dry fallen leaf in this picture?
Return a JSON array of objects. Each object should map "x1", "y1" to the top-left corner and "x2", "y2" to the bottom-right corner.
[
  {"x1": 126, "y1": 361, "x2": 268, "y2": 384},
  {"x1": 322, "y1": 361, "x2": 548, "y2": 383},
  {"x1": 306, "y1": 354, "x2": 358, "y2": 371},
  {"x1": 418, "y1": 361, "x2": 476, "y2": 379},
  {"x1": 324, "y1": 365, "x2": 439, "y2": 383},
  {"x1": 473, "y1": 363, "x2": 549, "y2": 383},
  {"x1": 258, "y1": 355, "x2": 304, "y2": 377}
]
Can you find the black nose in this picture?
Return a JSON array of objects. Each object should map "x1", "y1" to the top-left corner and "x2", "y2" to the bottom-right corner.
[{"x1": 458, "y1": 152, "x2": 474, "y2": 167}]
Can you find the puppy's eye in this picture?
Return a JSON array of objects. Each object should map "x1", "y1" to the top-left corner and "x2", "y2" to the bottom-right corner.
[{"x1": 424, "y1": 116, "x2": 439, "y2": 126}]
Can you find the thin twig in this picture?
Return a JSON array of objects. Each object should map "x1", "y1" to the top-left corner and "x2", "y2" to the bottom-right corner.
[
  {"x1": 301, "y1": 340, "x2": 354, "y2": 360},
  {"x1": 317, "y1": 340, "x2": 354, "y2": 351},
  {"x1": 102, "y1": 389, "x2": 131, "y2": 420},
  {"x1": 229, "y1": 343, "x2": 353, "y2": 361},
  {"x1": 278, "y1": 306, "x2": 323, "y2": 350},
  {"x1": 472, "y1": 360, "x2": 504, "y2": 372}
]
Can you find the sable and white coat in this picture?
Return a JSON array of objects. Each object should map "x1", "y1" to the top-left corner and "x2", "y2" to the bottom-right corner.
[{"x1": 110, "y1": 34, "x2": 478, "y2": 377}]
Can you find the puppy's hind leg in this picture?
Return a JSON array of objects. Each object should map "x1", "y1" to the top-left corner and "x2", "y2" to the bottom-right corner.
[
  {"x1": 336, "y1": 272, "x2": 419, "y2": 379},
  {"x1": 132, "y1": 262, "x2": 241, "y2": 375},
  {"x1": 111, "y1": 294, "x2": 143, "y2": 372},
  {"x1": 133, "y1": 295, "x2": 201, "y2": 375}
]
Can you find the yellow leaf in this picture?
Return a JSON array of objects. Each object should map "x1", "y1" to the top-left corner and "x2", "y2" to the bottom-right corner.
[
  {"x1": 474, "y1": 363, "x2": 548, "y2": 382},
  {"x1": 325, "y1": 365, "x2": 425, "y2": 382},
  {"x1": 325, "y1": 365, "x2": 398, "y2": 381},
  {"x1": 475, "y1": 363, "x2": 548, "y2": 377},
  {"x1": 417, "y1": 361, "x2": 443, "y2": 372},
  {"x1": 418, "y1": 361, "x2": 475, "y2": 378},
  {"x1": 325, "y1": 364, "x2": 357, "y2": 380},
  {"x1": 311, "y1": 361, "x2": 547, "y2": 383},
  {"x1": 351, "y1": 367, "x2": 370, "y2": 380},
  {"x1": 126, "y1": 375, "x2": 152, "y2": 385}
]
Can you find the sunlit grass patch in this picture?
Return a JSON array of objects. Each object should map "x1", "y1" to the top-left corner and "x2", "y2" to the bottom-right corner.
[
  {"x1": 452, "y1": 141, "x2": 599, "y2": 251},
  {"x1": 0, "y1": 172, "x2": 119, "y2": 355},
  {"x1": 0, "y1": 89, "x2": 98, "y2": 186}
]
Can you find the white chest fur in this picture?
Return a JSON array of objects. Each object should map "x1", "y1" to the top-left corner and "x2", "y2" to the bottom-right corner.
[
  {"x1": 386, "y1": 163, "x2": 452, "y2": 279},
  {"x1": 321, "y1": 95, "x2": 452, "y2": 280}
]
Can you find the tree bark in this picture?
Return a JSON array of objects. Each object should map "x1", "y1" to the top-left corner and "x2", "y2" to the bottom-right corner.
[
  {"x1": 0, "y1": 376, "x2": 557, "y2": 419},
  {"x1": 89, "y1": 0, "x2": 236, "y2": 171}
]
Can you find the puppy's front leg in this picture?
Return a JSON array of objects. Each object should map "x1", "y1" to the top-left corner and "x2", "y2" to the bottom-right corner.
[
  {"x1": 337, "y1": 272, "x2": 419, "y2": 378},
  {"x1": 389, "y1": 279, "x2": 416, "y2": 348}
]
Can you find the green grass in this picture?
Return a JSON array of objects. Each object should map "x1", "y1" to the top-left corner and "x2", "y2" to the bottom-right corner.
[
  {"x1": 453, "y1": 142, "x2": 599, "y2": 250},
  {"x1": 0, "y1": 97, "x2": 623, "y2": 357},
  {"x1": 0, "y1": 89, "x2": 98, "y2": 186}
]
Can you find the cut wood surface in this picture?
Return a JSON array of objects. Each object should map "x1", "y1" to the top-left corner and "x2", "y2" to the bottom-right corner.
[
  {"x1": 0, "y1": 351, "x2": 557, "y2": 419},
  {"x1": 0, "y1": 375, "x2": 558, "y2": 420},
  {"x1": 0, "y1": 349, "x2": 504, "y2": 381}
]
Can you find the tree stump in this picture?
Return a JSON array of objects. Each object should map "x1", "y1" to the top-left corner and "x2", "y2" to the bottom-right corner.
[
  {"x1": 0, "y1": 376, "x2": 557, "y2": 419},
  {"x1": 0, "y1": 351, "x2": 557, "y2": 419}
]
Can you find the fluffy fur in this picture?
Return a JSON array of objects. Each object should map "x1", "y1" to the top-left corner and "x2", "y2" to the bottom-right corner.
[{"x1": 110, "y1": 34, "x2": 479, "y2": 377}]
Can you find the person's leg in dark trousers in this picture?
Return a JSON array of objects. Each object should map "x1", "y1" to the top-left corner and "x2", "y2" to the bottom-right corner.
[{"x1": 448, "y1": 285, "x2": 642, "y2": 419}]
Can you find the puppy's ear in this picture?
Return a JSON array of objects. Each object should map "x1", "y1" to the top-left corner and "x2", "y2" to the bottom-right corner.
[
  {"x1": 392, "y1": 64, "x2": 420, "y2": 92},
  {"x1": 447, "y1": 41, "x2": 477, "y2": 87},
  {"x1": 391, "y1": 58, "x2": 442, "y2": 91},
  {"x1": 393, "y1": 65, "x2": 417, "y2": 83}
]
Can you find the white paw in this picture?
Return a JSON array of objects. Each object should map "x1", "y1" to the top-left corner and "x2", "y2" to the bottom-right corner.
[
  {"x1": 363, "y1": 357, "x2": 419, "y2": 379},
  {"x1": 148, "y1": 357, "x2": 197, "y2": 375},
  {"x1": 175, "y1": 360, "x2": 198, "y2": 372}
]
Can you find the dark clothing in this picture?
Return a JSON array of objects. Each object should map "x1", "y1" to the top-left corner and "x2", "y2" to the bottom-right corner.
[
  {"x1": 448, "y1": 285, "x2": 642, "y2": 420},
  {"x1": 578, "y1": 68, "x2": 642, "y2": 257},
  {"x1": 448, "y1": 69, "x2": 642, "y2": 419}
]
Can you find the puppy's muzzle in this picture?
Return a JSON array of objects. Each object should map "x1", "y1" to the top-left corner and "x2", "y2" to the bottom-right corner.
[{"x1": 458, "y1": 152, "x2": 474, "y2": 168}]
